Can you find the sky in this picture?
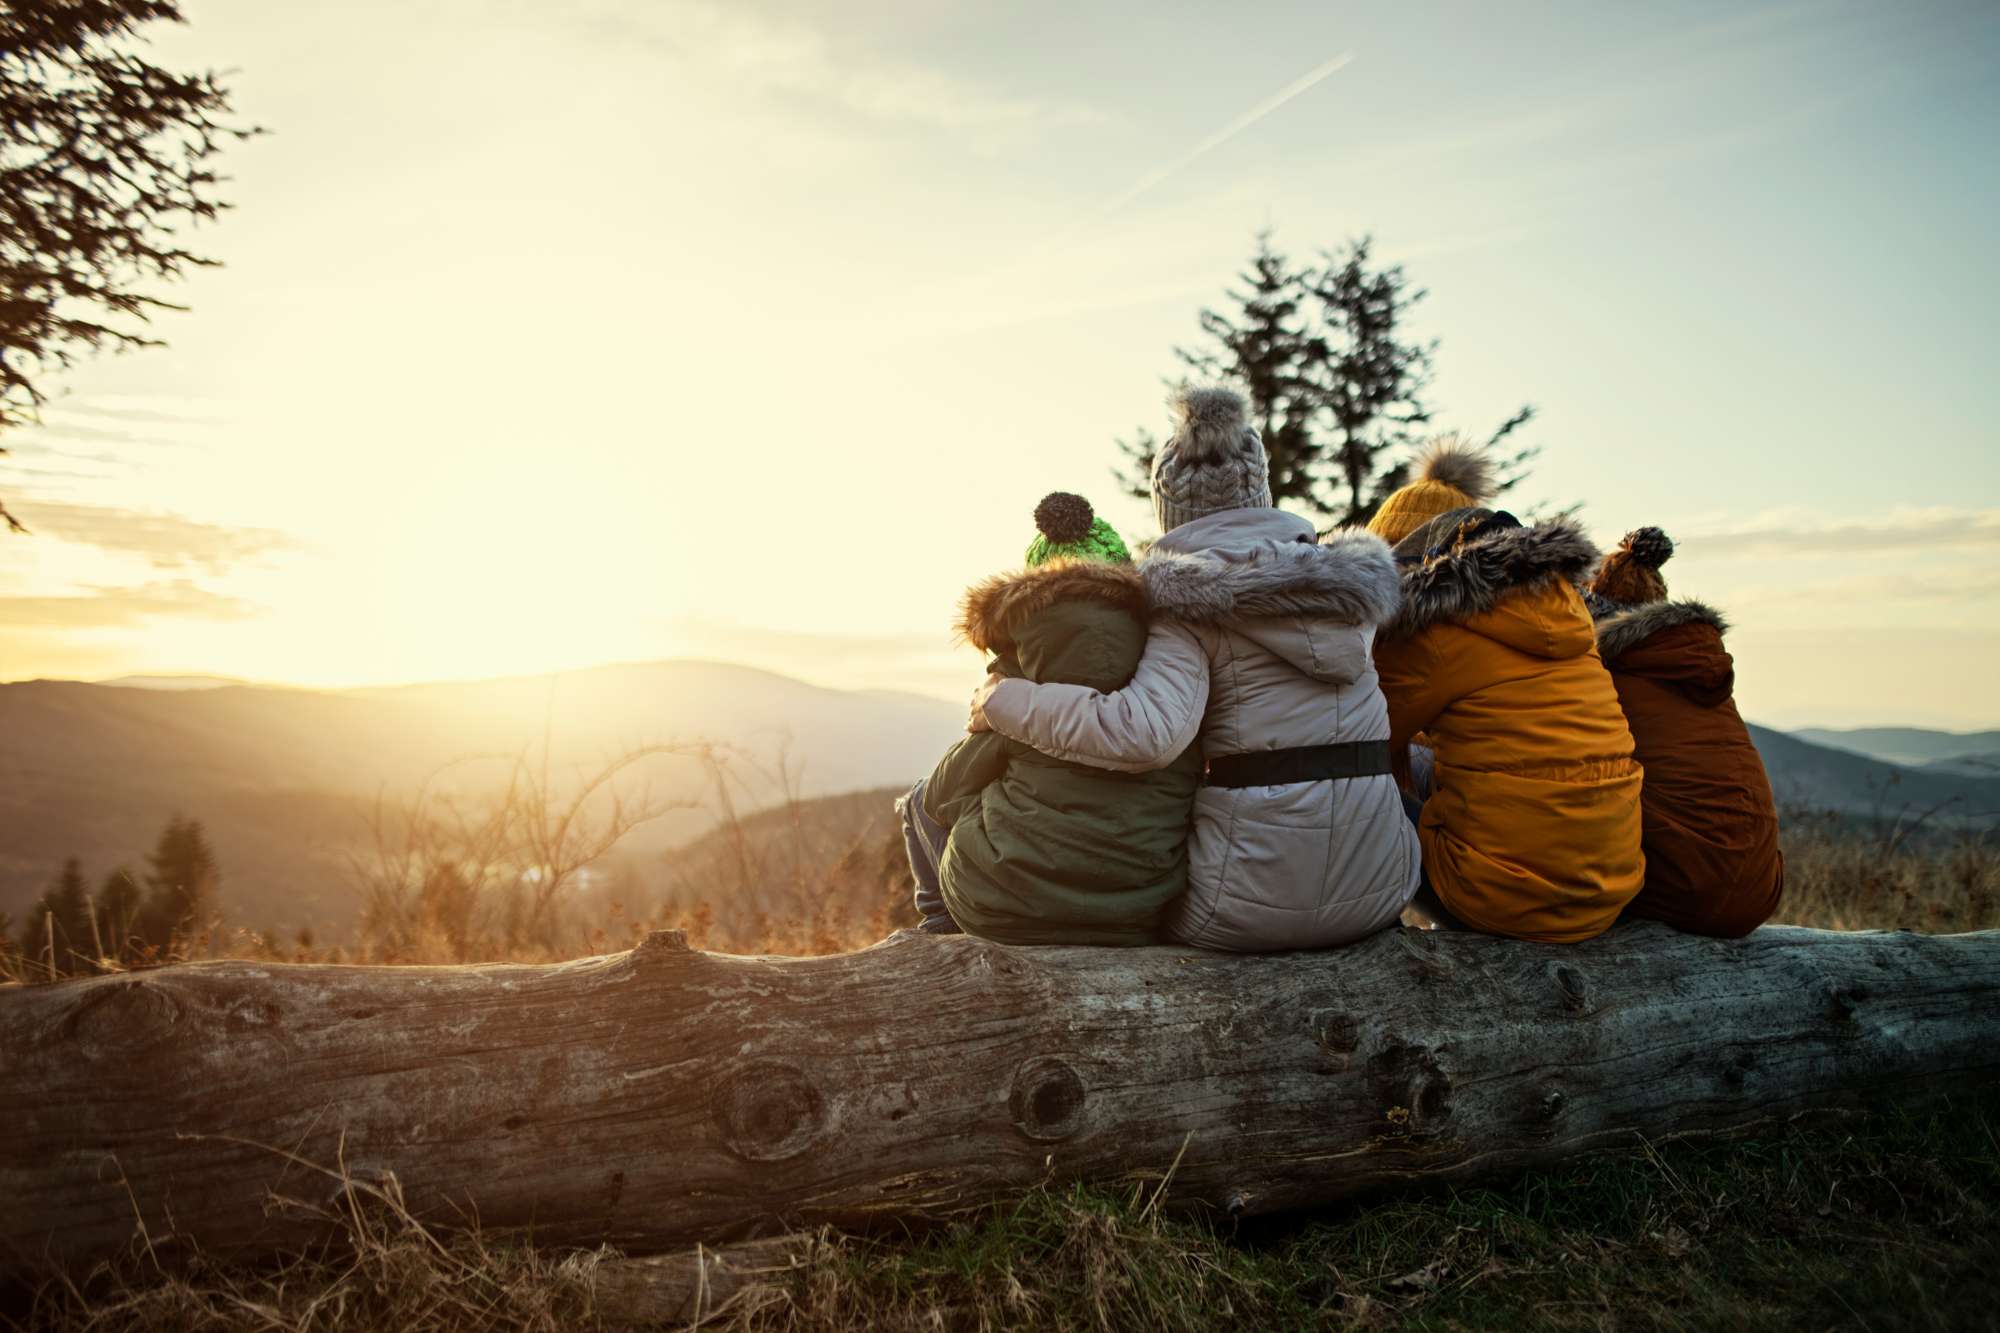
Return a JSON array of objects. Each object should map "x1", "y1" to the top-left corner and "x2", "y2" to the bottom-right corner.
[{"x1": 2, "y1": 0, "x2": 1996, "y2": 728}]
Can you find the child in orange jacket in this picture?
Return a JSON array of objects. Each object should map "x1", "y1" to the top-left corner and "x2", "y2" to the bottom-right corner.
[{"x1": 1367, "y1": 442, "x2": 1646, "y2": 941}]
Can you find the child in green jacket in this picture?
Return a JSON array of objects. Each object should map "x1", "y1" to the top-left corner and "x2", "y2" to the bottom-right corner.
[{"x1": 899, "y1": 494, "x2": 1202, "y2": 945}]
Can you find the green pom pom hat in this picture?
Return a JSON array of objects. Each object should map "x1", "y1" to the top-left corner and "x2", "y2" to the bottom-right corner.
[{"x1": 1025, "y1": 493, "x2": 1130, "y2": 568}]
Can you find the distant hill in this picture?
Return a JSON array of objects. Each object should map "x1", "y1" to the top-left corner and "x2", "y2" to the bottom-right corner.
[
  {"x1": 0, "y1": 662, "x2": 963, "y2": 932},
  {"x1": 1791, "y1": 727, "x2": 2000, "y2": 768},
  {"x1": 1922, "y1": 753, "x2": 2000, "y2": 779},
  {"x1": 99, "y1": 675, "x2": 250, "y2": 691},
  {"x1": 1748, "y1": 725, "x2": 2000, "y2": 821}
]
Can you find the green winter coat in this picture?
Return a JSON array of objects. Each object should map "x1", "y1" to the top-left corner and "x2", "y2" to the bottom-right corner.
[{"x1": 924, "y1": 560, "x2": 1201, "y2": 945}]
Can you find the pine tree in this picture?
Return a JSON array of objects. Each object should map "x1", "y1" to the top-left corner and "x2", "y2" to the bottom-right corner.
[
  {"x1": 140, "y1": 816, "x2": 221, "y2": 952},
  {"x1": 1115, "y1": 232, "x2": 1323, "y2": 509},
  {"x1": 1307, "y1": 237, "x2": 1437, "y2": 526},
  {"x1": 96, "y1": 867, "x2": 144, "y2": 962},
  {"x1": 19, "y1": 858, "x2": 92, "y2": 976},
  {"x1": 0, "y1": 1, "x2": 254, "y2": 534},
  {"x1": 1116, "y1": 231, "x2": 1544, "y2": 529}
]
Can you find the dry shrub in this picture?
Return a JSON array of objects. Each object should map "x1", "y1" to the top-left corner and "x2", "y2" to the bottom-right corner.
[{"x1": 1773, "y1": 807, "x2": 1999, "y2": 934}]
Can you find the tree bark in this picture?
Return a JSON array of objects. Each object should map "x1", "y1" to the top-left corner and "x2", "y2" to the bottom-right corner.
[{"x1": 3, "y1": 922, "x2": 1997, "y2": 1273}]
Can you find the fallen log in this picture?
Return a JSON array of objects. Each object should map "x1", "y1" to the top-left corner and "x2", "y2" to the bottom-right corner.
[{"x1": 3, "y1": 922, "x2": 1997, "y2": 1273}]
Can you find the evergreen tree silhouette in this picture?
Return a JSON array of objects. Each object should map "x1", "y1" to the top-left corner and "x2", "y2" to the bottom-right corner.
[
  {"x1": 1116, "y1": 231, "x2": 1542, "y2": 529},
  {"x1": 140, "y1": 816, "x2": 221, "y2": 953},
  {"x1": 19, "y1": 857, "x2": 91, "y2": 976},
  {"x1": 96, "y1": 867, "x2": 144, "y2": 962},
  {"x1": 1116, "y1": 232, "x2": 1322, "y2": 509},
  {"x1": 1307, "y1": 237, "x2": 1438, "y2": 526},
  {"x1": 0, "y1": 1, "x2": 255, "y2": 533}
]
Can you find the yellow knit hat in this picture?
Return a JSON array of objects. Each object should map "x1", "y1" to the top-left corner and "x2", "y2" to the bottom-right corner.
[{"x1": 1365, "y1": 434, "x2": 1498, "y2": 546}]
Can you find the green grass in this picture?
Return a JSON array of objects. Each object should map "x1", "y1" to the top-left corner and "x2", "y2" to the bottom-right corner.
[{"x1": 15, "y1": 1095, "x2": 1998, "y2": 1331}]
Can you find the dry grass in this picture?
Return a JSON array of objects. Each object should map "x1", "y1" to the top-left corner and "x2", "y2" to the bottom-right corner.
[
  {"x1": 1772, "y1": 806, "x2": 1999, "y2": 934},
  {"x1": 7, "y1": 796, "x2": 1993, "y2": 989}
]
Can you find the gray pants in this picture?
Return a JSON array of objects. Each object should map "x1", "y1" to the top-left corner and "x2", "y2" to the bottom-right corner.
[
  {"x1": 896, "y1": 778, "x2": 961, "y2": 933},
  {"x1": 1401, "y1": 744, "x2": 1465, "y2": 930}
]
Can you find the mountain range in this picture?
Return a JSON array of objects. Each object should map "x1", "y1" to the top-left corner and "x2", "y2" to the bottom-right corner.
[
  {"x1": 3, "y1": 665, "x2": 1995, "y2": 934},
  {"x1": 0, "y1": 662, "x2": 965, "y2": 931}
]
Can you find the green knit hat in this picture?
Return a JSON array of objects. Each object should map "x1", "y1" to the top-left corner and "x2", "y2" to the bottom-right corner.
[{"x1": 1025, "y1": 493, "x2": 1130, "y2": 567}]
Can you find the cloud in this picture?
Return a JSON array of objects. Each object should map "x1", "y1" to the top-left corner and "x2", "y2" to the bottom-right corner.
[
  {"x1": 1672, "y1": 508, "x2": 2000, "y2": 558},
  {"x1": 40, "y1": 401, "x2": 219, "y2": 427},
  {"x1": 569, "y1": 1, "x2": 1098, "y2": 135},
  {"x1": 1728, "y1": 567, "x2": 2000, "y2": 610},
  {"x1": 0, "y1": 580, "x2": 259, "y2": 629},
  {"x1": 6, "y1": 501, "x2": 299, "y2": 574},
  {"x1": 12, "y1": 421, "x2": 167, "y2": 448}
]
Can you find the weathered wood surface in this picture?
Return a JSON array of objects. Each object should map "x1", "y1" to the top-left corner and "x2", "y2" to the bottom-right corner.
[{"x1": 3, "y1": 922, "x2": 1998, "y2": 1272}]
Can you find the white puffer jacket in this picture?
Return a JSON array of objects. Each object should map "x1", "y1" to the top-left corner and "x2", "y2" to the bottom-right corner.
[{"x1": 982, "y1": 508, "x2": 1420, "y2": 951}]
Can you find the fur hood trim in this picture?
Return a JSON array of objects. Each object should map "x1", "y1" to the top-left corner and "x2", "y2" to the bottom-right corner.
[
  {"x1": 1594, "y1": 598, "x2": 1730, "y2": 662},
  {"x1": 957, "y1": 559, "x2": 1146, "y2": 652},
  {"x1": 1140, "y1": 529, "x2": 1400, "y2": 626},
  {"x1": 1391, "y1": 518, "x2": 1599, "y2": 636}
]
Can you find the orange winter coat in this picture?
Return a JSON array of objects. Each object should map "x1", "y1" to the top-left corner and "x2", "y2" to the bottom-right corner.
[
  {"x1": 1593, "y1": 600, "x2": 1783, "y2": 937},
  {"x1": 1375, "y1": 519, "x2": 1645, "y2": 942}
]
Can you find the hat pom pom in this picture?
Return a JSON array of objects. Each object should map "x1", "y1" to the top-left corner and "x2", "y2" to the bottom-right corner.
[
  {"x1": 1034, "y1": 492, "x2": 1096, "y2": 546},
  {"x1": 1166, "y1": 385, "x2": 1251, "y2": 462},
  {"x1": 1415, "y1": 434, "x2": 1498, "y2": 504},
  {"x1": 1623, "y1": 527, "x2": 1674, "y2": 569}
]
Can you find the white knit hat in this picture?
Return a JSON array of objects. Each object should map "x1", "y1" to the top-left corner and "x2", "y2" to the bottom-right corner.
[{"x1": 1150, "y1": 385, "x2": 1272, "y2": 533}]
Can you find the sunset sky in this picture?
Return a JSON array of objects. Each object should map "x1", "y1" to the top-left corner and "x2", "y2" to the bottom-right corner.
[{"x1": 2, "y1": 0, "x2": 1995, "y2": 728}]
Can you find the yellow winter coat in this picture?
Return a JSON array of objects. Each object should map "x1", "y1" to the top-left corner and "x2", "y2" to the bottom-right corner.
[{"x1": 1374, "y1": 516, "x2": 1645, "y2": 942}]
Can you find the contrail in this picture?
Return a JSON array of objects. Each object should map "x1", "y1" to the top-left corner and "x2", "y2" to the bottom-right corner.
[
  {"x1": 1083, "y1": 51, "x2": 1354, "y2": 225},
  {"x1": 911, "y1": 50, "x2": 1355, "y2": 317}
]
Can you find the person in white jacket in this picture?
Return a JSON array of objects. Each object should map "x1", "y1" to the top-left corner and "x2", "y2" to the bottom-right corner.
[{"x1": 970, "y1": 386, "x2": 1420, "y2": 951}]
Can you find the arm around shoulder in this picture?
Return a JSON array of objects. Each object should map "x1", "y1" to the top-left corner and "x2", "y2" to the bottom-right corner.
[{"x1": 980, "y1": 619, "x2": 1209, "y2": 773}]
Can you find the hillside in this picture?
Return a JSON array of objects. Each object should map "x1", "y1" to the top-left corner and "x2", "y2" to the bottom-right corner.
[
  {"x1": 0, "y1": 663, "x2": 963, "y2": 932},
  {"x1": 1791, "y1": 726, "x2": 2000, "y2": 768},
  {"x1": 1747, "y1": 724, "x2": 2000, "y2": 821},
  {"x1": 1923, "y1": 752, "x2": 2000, "y2": 779}
]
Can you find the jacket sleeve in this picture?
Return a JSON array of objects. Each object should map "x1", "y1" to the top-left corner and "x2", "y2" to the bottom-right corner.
[
  {"x1": 980, "y1": 619, "x2": 1209, "y2": 773},
  {"x1": 1375, "y1": 631, "x2": 1451, "y2": 753},
  {"x1": 922, "y1": 731, "x2": 1012, "y2": 823}
]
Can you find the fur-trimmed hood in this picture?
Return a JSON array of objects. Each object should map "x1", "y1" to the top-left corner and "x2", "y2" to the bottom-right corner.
[
  {"x1": 1139, "y1": 514, "x2": 1401, "y2": 627},
  {"x1": 1389, "y1": 517, "x2": 1600, "y2": 640},
  {"x1": 1594, "y1": 598, "x2": 1730, "y2": 664},
  {"x1": 957, "y1": 559, "x2": 1146, "y2": 652}
]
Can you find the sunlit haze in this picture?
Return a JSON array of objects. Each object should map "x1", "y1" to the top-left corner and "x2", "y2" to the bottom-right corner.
[{"x1": 2, "y1": 0, "x2": 1996, "y2": 728}]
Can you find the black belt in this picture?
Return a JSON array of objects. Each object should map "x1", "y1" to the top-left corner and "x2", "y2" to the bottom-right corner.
[{"x1": 1203, "y1": 740, "x2": 1393, "y2": 789}]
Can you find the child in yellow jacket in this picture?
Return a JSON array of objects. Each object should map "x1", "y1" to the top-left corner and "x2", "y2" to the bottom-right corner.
[{"x1": 1367, "y1": 442, "x2": 1645, "y2": 941}]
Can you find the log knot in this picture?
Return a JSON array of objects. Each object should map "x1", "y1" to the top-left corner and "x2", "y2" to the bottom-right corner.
[
  {"x1": 1550, "y1": 964, "x2": 1592, "y2": 1015},
  {"x1": 1010, "y1": 1057, "x2": 1087, "y2": 1142},
  {"x1": 1825, "y1": 980, "x2": 1869, "y2": 1023},
  {"x1": 1316, "y1": 1014, "x2": 1363, "y2": 1072},
  {"x1": 1367, "y1": 1042, "x2": 1454, "y2": 1132},
  {"x1": 713, "y1": 1062, "x2": 829, "y2": 1162},
  {"x1": 64, "y1": 979, "x2": 185, "y2": 1058}
]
